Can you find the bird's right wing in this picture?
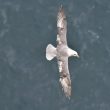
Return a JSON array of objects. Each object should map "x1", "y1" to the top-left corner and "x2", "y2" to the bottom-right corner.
[
  {"x1": 58, "y1": 57, "x2": 71, "y2": 98},
  {"x1": 57, "y1": 5, "x2": 67, "y2": 45}
]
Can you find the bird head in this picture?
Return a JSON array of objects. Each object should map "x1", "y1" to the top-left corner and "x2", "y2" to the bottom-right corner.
[
  {"x1": 72, "y1": 50, "x2": 79, "y2": 58},
  {"x1": 67, "y1": 48, "x2": 79, "y2": 58}
]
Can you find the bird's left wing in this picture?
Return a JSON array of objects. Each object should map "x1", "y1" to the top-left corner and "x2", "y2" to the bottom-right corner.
[
  {"x1": 58, "y1": 57, "x2": 71, "y2": 98},
  {"x1": 57, "y1": 6, "x2": 67, "y2": 45}
]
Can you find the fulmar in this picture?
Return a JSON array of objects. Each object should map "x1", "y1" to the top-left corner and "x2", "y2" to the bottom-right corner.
[{"x1": 46, "y1": 5, "x2": 79, "y2": 99}]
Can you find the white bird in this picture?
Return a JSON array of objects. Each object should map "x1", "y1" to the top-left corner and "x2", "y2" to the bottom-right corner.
[{"x1": 46, "y1": 5, "x2": 79, "y2": 99}]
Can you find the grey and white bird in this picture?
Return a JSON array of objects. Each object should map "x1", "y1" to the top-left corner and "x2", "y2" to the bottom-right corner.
[{"x1": 46, "y1": 5, "x2": 79, "y2": 99}]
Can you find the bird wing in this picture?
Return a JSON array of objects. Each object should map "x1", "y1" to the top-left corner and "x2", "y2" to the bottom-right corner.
[
  {"x1": 58, "y1": 57, "x2": 71, "y2": 98},
  {"x1": 57, "y1": 5, "x2": 67, "y2": 45}
]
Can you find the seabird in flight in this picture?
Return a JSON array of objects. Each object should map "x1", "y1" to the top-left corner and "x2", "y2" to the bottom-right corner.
[{"x1": 46, "y1": 5, "x2": 79, "y2": 99}]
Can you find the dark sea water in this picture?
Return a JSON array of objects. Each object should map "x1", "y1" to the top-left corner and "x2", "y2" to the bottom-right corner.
[{"x1": 0, "y1": 0, "x2": 110, "y2": 110}]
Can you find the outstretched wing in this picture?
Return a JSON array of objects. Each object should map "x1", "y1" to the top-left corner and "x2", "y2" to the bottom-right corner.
[
  {"x1": 57, "y1": 5, "x2": 67, "y2": 45},
  {"x1": 58, "y1": 57, "x2": 71, "y2": 98}
]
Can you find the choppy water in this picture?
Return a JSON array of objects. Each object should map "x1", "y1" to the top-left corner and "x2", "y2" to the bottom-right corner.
[{"x1": 0, "y1": 0, "x2": 110, "y2": 110}]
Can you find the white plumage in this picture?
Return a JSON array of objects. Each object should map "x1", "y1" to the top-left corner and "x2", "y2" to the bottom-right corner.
[{"x1": 46, "y1": 5, "x2": 79, "y2": 99}]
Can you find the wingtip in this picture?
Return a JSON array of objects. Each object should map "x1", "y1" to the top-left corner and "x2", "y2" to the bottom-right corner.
[
  {"x1": 58, "y1": 4, "x2": 66, "y2": 20},
  {"x1": 59, "y1": 4, "x2": 63, "y2": 11},
  {"x1": 60, "y1": 4, "x2": 63, "y2": 8},
  {"x1": 59, "y1": 77, "x2": 71, "y2": 99},
  {"x1": 67, "y1": 95, "x2": 71, "y2": 100}
]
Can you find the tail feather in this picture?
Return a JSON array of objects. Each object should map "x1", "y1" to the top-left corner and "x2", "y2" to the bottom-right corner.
[{"x1": 46, "y1": 44, "x2": 56, "y2": 61}]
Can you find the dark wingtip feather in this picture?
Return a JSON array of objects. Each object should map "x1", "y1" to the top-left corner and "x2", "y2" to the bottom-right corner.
[
  {"x1": 59, "y1": 4, "x2": 64, "y2": 13},
  {"x1": 60, "y1": 4, "x2": 63, "y2": 9},
  {"x1": 58, "y1": 5, "x2": 66, "y2": 20}
]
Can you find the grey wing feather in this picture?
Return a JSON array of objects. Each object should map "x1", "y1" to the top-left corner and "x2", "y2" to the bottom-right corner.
[
  {"x1": 57, "y1": 6, "x2": 67, "y2": 45},
  {"x1": 58, "y1": 57, "x2": 71, "y2": 98}
]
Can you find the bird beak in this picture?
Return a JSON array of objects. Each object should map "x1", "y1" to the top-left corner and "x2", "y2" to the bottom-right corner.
[{"x1": 77, "y1": 54, "x2": 79, "y2": 58}]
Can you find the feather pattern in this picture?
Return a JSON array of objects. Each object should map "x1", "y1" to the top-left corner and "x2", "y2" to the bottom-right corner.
[
  {"x1": 46, "y1": 5, "x2": 79, "y2": 99},
  {"x1": 57, "y1": 6, "x2": 67, "y2": 45},
  {"x1": 58, "y1": 58, "x2": 71, "y2": 98}
]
